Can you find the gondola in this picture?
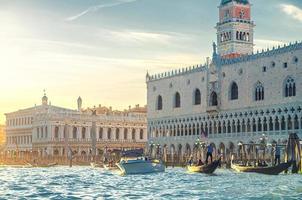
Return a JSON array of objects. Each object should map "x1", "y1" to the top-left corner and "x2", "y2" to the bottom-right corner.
[
  {"x1": 187, "y1": 159, "x2": 220, "y2": 174},
  {"x1": 231, "y1": 161, "x2": 292, "y2": 175}
]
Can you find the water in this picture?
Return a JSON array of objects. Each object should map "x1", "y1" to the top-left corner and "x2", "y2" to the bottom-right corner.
[{"x1": 0, "y1": 167, "x2": 301, "y2": 200}]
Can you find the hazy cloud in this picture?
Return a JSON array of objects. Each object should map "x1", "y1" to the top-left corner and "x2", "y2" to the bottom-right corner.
[
  {"x1": 66, "y1": 0, "x2": 139, "y2": 21},
  {"x1": 280, "y1": 4, "x2": 302, "y2": 22}
]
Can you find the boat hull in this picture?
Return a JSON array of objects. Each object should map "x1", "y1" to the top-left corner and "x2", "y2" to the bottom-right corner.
[
  {"x1": 187, "y1": 160, "x2": 220, "y2": 174},
  {"x1": 117, "y1": 160, "x2": 165, "y2": 175},
  {"x1": 231, "y1": 162, "x2": 292, "y2": 175}
]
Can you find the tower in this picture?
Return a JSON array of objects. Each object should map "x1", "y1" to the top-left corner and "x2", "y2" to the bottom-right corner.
[
  {"x1": 77, "y1": 96, "x2": 82, "y2": 112},
  {"x1": 216, "y1": 0, "x2": 254, "y2": 58},
  {"x1": 42, "y1": 90, "x2": 48, "y2": 106}
]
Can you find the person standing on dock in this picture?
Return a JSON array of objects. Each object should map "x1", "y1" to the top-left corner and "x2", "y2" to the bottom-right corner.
[
  {"x1": 206, "y1": 144, "x2": 213, "y2": 164},
  {"x1": 273, "y1": 145, "x2": 281, "y2": 166}
]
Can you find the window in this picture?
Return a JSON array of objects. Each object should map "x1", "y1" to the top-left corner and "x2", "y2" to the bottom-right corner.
[
  {"x1": 283, "y1": 62, "x2": 288, "y2": 68},
  {"x1": 262, "y1": 66, "x2": 267, "y2": 72},
  {"x1": 54, "y1": 126, "x2": 59, "y2": 138},
  {"x1": 210, "y1": 92, "x2": 218, "y2": 106},
  {"x1": 255, "y1": 82, "x2": 264, "y2": 101},
  {"x1": 174, "y1": 92, "x2": 181, "y2": 108},
  {"x1": 293, "y1": 56, "x2": 298, "y2": 63},
  {"x1": 124, "y1": 129, "x2": 128, "y2": 140},
  {"x1": 140, "y1": 129, "x2": 144, "y2": 140},
  {"x1": 107, "y1": 128, "x2": 112, "y2": 139},
  {"x1": 194, "y1": 89, "x2": 201, "y2": 105},
  {"x1": 156, "y1": 95, "x2": 163, "y2": 110},
  {"x1": 73, "y1": 127, "x2": 77, "y2": 139},
  {"x1": 230, "y1": 82, "x2": 238, "y2": 100},
  {"x1": 132, "y1": 129, "x2": 136, "y2": 140},
  {"x1": 116, "y1": 128, "x2": 120, "y2": 140},
  {"x1": 99, "y1": 128, "x2": 103, "y2": 139},
  {"x1": 285, "y1": 77, "x2": 296, "y2": 97},
  {"x1": 82, "y1": 127, "x2": 86, "y2": 139},
  {"x1": 271, "y1": 61, "x2": 276, "y2": 68}
]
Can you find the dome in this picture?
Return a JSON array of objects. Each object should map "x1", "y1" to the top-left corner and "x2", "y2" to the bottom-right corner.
[
  {"x1": 42, "y1": 90, "x2": 48, "y2": 105},
  {"x1": 221, "y1": 0, "x2": 249, "y2": 6}
]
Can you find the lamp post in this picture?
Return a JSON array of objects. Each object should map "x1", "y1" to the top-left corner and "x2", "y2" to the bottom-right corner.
[
  {"x1": 195, "y1": 138, "x2": 206, "y2": 162},
  {"x1": 259, "y1": 134, "x2": 268, "y2": 160}
]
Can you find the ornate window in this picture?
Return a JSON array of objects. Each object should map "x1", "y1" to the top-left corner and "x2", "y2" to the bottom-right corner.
[
  {"x1": 132, "y1": 129, "x2": 136, "y2": 140},
  {"x1": 255, "y1": 82, "x2": 264, "y2": 101},
  {"x1": 116, "y1": 128, "x2": 120, "y2": 140},
  {"x1": 230, "y1": 82, "x2": 238, "y2": 100},
  {"x1": 54, "y1": 126, "x2": 59, "y2": 138},
  {"x1": 194, "y1": 89, "x2": 201, "y2": 105},
  {"x1": 210, "y1": 92, "x2": 218, "y2": 106},
  {"x1": 107, "y1": 128, "x2": 111, "y2": 139},
  {"x1": 73, "y1": 127, "x2": 77, "y2": 139},
  {"x1": 99, "y1": 128, "x2": 103, "y2": 139},
  {"x1": 284, "y1": 77, "x2": 296, "y2": 97},
  {"x1": 124, "y1": 129, "x2": 128, "y2": 140},
  {"x1": 156, "y1": 95, "x2": 163, "y2": 110},
  {"x1": 140, "y1": 129, "x2": 144, "y2": 140},
  {"x1": 82, "y1": 127, "x2": 86, "y2": 139},
  {"x1": 174, "y1": 92, "x2": 181, "y2": 108}
]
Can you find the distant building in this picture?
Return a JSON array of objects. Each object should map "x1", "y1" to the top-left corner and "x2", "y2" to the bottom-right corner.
[
  {"x1": 5, "y1": 93, "x2": 147, "y2": 157},
  {"x1": 0, "y1": 125, "x2": 5, "y2": 146},
  {"x1": 146, "y1": 0, "x2": 302, "y2": 161}
]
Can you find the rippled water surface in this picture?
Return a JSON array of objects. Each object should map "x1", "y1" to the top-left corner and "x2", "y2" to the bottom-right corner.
[{"x1": 0, "y1": 166, "x2": 301, "y2": 200}]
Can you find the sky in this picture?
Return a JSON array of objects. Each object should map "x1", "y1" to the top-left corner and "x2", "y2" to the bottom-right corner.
[{"x1": 0, "y1": 0, "x2": 302, "y2": 124}]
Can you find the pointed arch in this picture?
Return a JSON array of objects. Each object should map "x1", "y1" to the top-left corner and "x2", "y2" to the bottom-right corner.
[
  {"x1": 210, "y1": 92, "x2": 218, "y2": 106},
  {"x1": 174, "y1": 92, "x2": 181, "y2": 108},
  {"x1": 284, "y1": 77, "x2": 296, "y2": 97},
  {"x1": 194, "y1": 88, "x2": 201, "y2": 105},
  {"x1": 230, "y1": 82, "x2": 238, "y2": 100},
  {"x1": 255, "y1": 81, "x2": 264, "y2": 101},
  {"x1": 156, "y1": 95, "x2": 163, "y2": 110}
]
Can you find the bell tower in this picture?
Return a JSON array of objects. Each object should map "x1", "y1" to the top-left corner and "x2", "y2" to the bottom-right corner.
[{"x1": 216, "y1": 0, "x2": 254, "y2": 58}]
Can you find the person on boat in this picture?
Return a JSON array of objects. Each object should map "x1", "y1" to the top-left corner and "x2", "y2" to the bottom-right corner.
[
  {"x1": 198, "y1": 159, "x2": 204, "y2": 166},
  {"x1": 206, "y1": 144, "x2": 213, "y2": 164},
  {"x1": 188, "y1": 156, "x2": 193, "y2": 166},
  {"x1": 274, "y1": 145, "x2": 281, "y2": 166}
]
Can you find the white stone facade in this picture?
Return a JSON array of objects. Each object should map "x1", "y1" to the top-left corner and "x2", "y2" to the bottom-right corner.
[
  {"x1": 5, "y1": 97, "x2": 147, "y2": 157},
  {"x1": 146, "y1": 0, "x2": 302, "y2": 160}
]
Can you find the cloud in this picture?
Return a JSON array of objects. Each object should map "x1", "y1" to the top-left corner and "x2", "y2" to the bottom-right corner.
[
  {"x1": 254, "y1": 39, "x2": 286, "y2": 51},
  {"x1": 280, "y1": 4, "x2": 302, "y2": 22},
  {"x1": 66, "y1": 0, "x2": 138, "y2": 21}
]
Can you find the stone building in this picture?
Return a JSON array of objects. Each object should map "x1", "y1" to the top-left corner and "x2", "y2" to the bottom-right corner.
[
  {"x1": 146, "y1": 0, "x2": 302, "y2": 162},
  {"x1": 5, "y1": 93, "x2": 147, "y2": 158},
  {"x1": 0, "y1": 125, "x2": 5, "y2": 147}
]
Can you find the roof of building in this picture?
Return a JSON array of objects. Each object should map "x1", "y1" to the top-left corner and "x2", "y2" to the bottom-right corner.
[{"x1": 221, "y1": 0, "x2": 249, "y2": 6}]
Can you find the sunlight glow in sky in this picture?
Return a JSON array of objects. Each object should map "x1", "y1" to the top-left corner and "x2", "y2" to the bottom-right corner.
[{"x1": 0, "y1": 0, "x2": 302, "y2": 124}]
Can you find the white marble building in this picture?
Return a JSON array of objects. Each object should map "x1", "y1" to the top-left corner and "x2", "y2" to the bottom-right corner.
[
  {"x1": 5, "y1": 93, "x2": 147, "y2": 157},
  {"x1": 146, "y1": 0, "x2": 302, "y2": 161}
]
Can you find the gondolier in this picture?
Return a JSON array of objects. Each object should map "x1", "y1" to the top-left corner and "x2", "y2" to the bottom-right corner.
[
  {"x1": 273, "y1": 145, "x2": 281, "y2": 166},
  {"x1": 206, "y1": 144, "x2": 213, "y2": 164}
]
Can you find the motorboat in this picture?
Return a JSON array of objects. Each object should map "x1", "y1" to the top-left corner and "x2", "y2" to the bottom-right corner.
[{"x1": 116, "y1": 157, "x2": 165, "y2": 175}]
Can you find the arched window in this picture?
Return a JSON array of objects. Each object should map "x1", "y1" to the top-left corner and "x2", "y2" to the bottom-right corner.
[
  {"x1": 116, "y1": 128, "x2": 120, "y2": 140},
  {"x1": 73, "y1": 127, "x2": 77, "y2": 139},
  {"x1": 99, "y1": 128, "x2": 103, "y2": 139},
  {"x1": 255, "y1": 82, "x2": 264, "y2": 101},
  {"x1": 132, "y1": 129, "x2": 136, "y2": 140},
  {"x1": 174, "y1": 92, "x2": 181, "y2": 108},
  {"x1": 124, "y1": 129, "x2": 128, "y2": 140},
  {"x1": 284, "y1": 77, "x2": 296, "y2": 97},
  {"x1": 156, "y1": 95, "x2": 163, "y2": 110},
  {"x1": 54, "y1": 126, "x2": 59, "y2": 138},
  {"x1": 210, "y1": 92, "x2": 218, "y2": 106},
  {"x1": 230, "y1": 82, "x2": 238, "y2": 100},
  {"x1": 107, "y1": 128, "x2": 111, "y2": 140},
  {"x1": 140, "y1": 129, "x2": 144, "y2": 140},
  {"x1": 194, "y1": 89, "x2": 201, "y2": 105},
  {"x1": 82, "y1": 127, "x2": 86, "y2": 139}
]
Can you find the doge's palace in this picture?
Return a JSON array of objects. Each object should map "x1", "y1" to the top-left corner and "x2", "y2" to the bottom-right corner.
[{"x1": 146, "y1": 0, "x2": 302, "y2": 162}]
